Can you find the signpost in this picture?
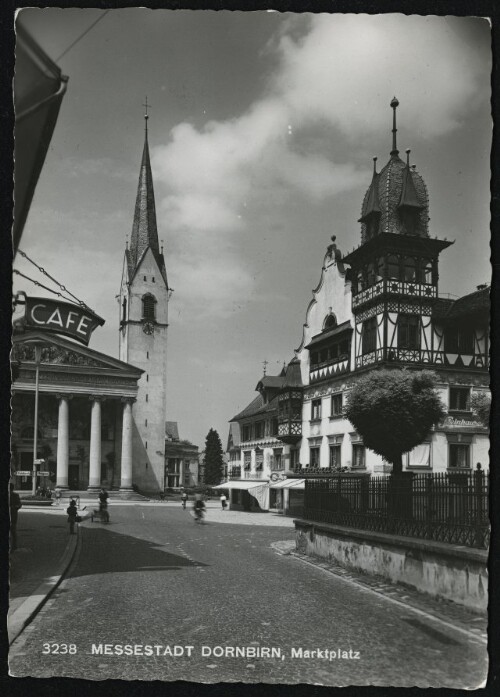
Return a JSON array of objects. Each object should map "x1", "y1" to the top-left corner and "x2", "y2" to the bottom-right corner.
[{"x1": 16, "y1": 471, "x2": 31, "y2": 477}]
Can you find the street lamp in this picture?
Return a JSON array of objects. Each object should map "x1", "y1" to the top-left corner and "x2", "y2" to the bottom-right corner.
[{"x1": 31, "y1": 342, "x2": 42, "y2": 495}]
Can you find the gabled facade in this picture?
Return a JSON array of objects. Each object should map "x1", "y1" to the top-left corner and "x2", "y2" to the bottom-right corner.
[{"x1": 118, "y1": 115, "x2": 170, "y2": 492}]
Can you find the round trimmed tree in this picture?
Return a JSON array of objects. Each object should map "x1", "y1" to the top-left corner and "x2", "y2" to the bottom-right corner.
[{"x1": 345, "y1": 369, "x2": 446, "y2": 475}]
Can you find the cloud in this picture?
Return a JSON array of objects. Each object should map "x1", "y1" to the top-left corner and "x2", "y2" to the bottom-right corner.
[{"x1": 150, "y1": 14, "x2": 489, "y2": 315}]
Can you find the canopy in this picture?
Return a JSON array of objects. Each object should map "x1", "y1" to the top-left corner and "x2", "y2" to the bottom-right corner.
[
  {"x1": 269, "y1": 478, "x2": 305, "y2": 490},
  {"x1": 13, "y1": 22, "x2": 68, "y2": 252},
  {"x1": 213, "y1": 481, "x2": 267, "y2": 491},
  {"x1": 213, "y1": 480, "x2": 269, "y2": 509}
]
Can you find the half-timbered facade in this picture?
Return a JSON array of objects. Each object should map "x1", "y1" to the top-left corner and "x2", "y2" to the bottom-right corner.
[{"x1": 290, "y1": 99, "x2": 489, "y2": 475}]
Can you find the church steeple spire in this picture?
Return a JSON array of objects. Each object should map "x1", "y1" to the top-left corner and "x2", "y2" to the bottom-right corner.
[{"x1": 127, "y1": 102, "x2": 168, "y2": 286}]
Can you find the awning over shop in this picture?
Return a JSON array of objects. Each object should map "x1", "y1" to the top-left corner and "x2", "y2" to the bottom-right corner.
[
  {"x1": 269, "y1": 478, "x2": 305, "y2": 490},
  {"x1": 213, "y1": 481, "x2": 268, "y2": 491},
  {"x1": 13, "y1": 23, "x2": 68, "y2": 252},
  {"x1": 213, "y1": 480, "x2": 269, "y2": 509}
]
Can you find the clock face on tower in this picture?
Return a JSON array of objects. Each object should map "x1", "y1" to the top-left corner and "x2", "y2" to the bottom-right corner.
[{"x1": 142, "y1": 321, "x2": 154, "y2": 335}]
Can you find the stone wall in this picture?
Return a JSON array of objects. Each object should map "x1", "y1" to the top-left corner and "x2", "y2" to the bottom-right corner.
[{"x1": 295, "y1": 519, "x2": 488, "y2": 612}]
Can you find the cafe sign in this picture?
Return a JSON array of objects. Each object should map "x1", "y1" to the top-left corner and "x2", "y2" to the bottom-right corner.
[{"x1": 24, "y1": 297, "x2": 105, "y2": 346}]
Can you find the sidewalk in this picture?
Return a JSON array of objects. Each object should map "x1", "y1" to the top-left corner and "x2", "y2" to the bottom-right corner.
[
  {"x1": 271, "y1": 540, "x2": 488, "y2": 645},
  {"x1": 8, "y1": 505, "x2": 78, "y2": 645}
]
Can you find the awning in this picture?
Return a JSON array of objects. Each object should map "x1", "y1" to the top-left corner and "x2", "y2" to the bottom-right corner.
[
  {"x1": 13, "y1": 22, "x2": 68, "y2": 252},
  {"x1": 269, "y1": 478, "x2": 305, "y2": 490},
  {"x1": 213, "y1": 481, "x2": 268, "y2": 491},
  {"x1": 213, "y1": 481, "x2": 269, "y2": 509}
]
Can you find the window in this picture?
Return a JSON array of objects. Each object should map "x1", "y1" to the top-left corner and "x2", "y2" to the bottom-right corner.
[
  {"x1": 449, "y1": 444, "x2": 470, "y2": 469},
  {"x1": 310, "y1": 447, "x2": 320, "y2": 467},
  {"x1": 271, "y1": 418, "x2": 279, "y2": 436},
  {"x1": 329, "y1": 445, "x2": 341, "y2": 467},
  {"x1": 386, "y1": 255, "x2": 400, "y2": 280},
  {"x1": 152, "y1": 277, "x2": 155, "y2": 283},
  {"x1": 362, "y1": 317, "x2": 377, "y2": 354},
  {"x1": 403, "y1": 257, "x2": 417, "y2": 282},
  {"x1": 273, "y1": 450, "x2": 283, "y2": 469},
  {"x1": 398, "y1": 314, "x2": 420, "y2": 350},
  {"x1": 331, "y1": 393, "x2": 343, "y2": 417},
  {"x1": 311, "y1": 399, "x2": 322, "y2": 420},
  {"x1": 145, "y1": 394, "x2": 148, "y2": 402},
  {"x1": 121, "y1": 298, "x2": 127, "y2": 323},
  {"x1": 367, "y1": 261, "x2": 378, "y2": 286},
  {"x1": 324, "y1": 313, "x2": 337, "y2": 329},
  {"x1": 243, "y1": 425, "x2": 252, "y2": 442},
  {"x1": 444, "y1": 327, "x2": 474, "y2": 355},
  {"x1": 420, "y1": 259, "x2": 433, "y2": 284},
  {"x1": 404, "y1": 443, "x2": 430, "y2": 468},
  {"x1": 142, "y1": 294, "x2": 156, "y2": 320},
  {"x1": 352, "y1": 444, "x2": 365, "y2": 469},
  {"x1": 254, "y1": 421, "x2": 264, "y2": 439},
  {"x1": 449, "y1": 387, "x2": 471, "y2": 411},
  {"x1": 243, "y1": 451, "x2": 251, "y2": 470},
  {"x1": 356, "y1": 270, "x2": 365, "y2": 292},
  {"x1": 144, "y1": 276, "x2": 147, "y2": 281}
]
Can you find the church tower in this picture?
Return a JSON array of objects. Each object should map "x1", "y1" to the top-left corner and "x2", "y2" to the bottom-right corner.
[{"x1": 118, "y1": 103, "x2": 169, "y2": 492}]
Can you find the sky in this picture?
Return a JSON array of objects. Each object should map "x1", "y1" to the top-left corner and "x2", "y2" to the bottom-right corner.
[{"x1": 13, "y1": 10, "x2": 492, "y2": 450}]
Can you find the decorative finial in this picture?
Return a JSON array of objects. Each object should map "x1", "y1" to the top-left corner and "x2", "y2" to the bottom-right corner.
[
  {"x1": 390, "y1": 96, "x2": 399, "y2": 156},
  {"x1": 263, "y1": 359, "x2": 268, "y2": 376},
  {"x1": 331, "y1": 235, "x2": 336, "y2": 243},
  {"x1": 161, "y1": 238, "x2": 164, "y2": 254},
  {"x1": 405, "y1": 148, "x2": 411, "y2": 166},
  {"x1": 373, "y1": 156, "x2": 378, "y2": 173},
  {"x1": 143, "y1": 96, "x2": 151, "y2": 133}
]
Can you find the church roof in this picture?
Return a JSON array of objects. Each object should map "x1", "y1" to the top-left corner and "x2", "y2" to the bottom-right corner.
[{"x1": 128, "y1": 125, "x2": 168, "y2": 287}]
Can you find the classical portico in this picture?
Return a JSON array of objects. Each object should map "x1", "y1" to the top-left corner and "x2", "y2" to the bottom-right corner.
[{"x1": 11, "y1": 330, "x2": 142, "y2": 492}]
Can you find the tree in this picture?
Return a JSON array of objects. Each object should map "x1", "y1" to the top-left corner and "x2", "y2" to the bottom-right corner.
[
  {"x1": 471, "y1": 392, "x2": 491, "y2": 428},
  {"x1": 203, "y1": 428, "x2": 224, "y2": 485},
  {"x1": 345, "y1": 369, "x2": 446, "y2": 476}
]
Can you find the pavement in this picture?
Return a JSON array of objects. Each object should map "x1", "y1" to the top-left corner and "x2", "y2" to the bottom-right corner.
[
  {"x1": 8, "y1": 502, "x2": 488, "y2": 687},
  {"x1": 7, "y1": 501, "x2": 292, "y2": 644}
]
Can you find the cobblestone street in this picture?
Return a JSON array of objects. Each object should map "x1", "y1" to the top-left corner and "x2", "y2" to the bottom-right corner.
[{"x1": 9, "y1": 504, "x2": 487, "y2": 687}]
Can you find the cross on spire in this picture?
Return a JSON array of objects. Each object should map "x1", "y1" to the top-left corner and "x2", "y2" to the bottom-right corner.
[
  {"x1": 262, "y1": 359, "x2": 268, "y2": 376},
  {"x1": 143, "y1": 96, "x2": 151, "y2": 133}
]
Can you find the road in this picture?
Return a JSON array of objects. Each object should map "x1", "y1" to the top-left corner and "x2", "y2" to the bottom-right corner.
[{"x1": 9, "y1": 504, "x2": 487, "y2": 687}]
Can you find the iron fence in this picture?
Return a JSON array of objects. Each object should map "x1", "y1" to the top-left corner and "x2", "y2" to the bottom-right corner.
[{"x1": 302, "y1": 465, "x2": 489, "y2": 549}]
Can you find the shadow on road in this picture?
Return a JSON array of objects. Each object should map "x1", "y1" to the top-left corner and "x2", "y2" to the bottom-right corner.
[{"x1": 69, "y1": 525, "x2": 209, "y2": 579}]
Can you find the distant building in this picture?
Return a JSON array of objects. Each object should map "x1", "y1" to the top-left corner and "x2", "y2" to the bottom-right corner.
[{"x1": 164, "y1": 421, "x2": 199, "y2": 489}]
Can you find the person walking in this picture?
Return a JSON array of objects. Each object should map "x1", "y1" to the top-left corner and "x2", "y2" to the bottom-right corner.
[
  {"x1": 67, "y1": 499, "x2": 78, "y2": 534},
  {"x1": 98, "y1": 488, "x2": 110, "y2": 523},
  {"x1": 10, "y1": 484, "x2": 22, "y2": 551},
  {"x1": 54, "y1": 486, "x2": 62, "y2": 506},
  {"x1": 220, "y1": 493, "x2": 227, "y2": 511},
  {"x1": 181, "y1": 491, "x2": 188, "y2": 509}
]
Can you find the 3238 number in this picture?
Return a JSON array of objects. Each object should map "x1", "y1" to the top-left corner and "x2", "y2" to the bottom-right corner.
[{"x1": 42, "y1": 643, "x2": 77, "y2": 655}]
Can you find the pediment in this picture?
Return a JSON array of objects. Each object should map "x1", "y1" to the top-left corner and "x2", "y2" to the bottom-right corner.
[{"x1": 12, "y1": 330, "x2": 143, "y2": 376}]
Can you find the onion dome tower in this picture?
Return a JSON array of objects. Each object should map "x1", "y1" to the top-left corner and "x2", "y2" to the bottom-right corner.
[{"x1": 344, "y1": 98, "x2": 453, "y2": 370}]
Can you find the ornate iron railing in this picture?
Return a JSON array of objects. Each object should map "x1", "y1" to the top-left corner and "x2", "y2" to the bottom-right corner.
[{"x1": 302, "y1": 465, "x2": 489, "y2": 549}]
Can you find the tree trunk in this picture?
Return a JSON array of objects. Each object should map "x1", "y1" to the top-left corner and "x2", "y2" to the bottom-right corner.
[{"x1": 391, "y1": 452, "x2": 403, "y2": 475}]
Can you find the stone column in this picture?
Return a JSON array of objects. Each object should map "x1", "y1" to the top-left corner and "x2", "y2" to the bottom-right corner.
[
  {"x1": 88, "y1": 396, "x2": 103, "y2": 491},
  {"x1": 120, "y1": 398, "x2": 135, "y2": 491},
  {"x1": 56, "y1": 394, "x2": 72, "y2": 488}
]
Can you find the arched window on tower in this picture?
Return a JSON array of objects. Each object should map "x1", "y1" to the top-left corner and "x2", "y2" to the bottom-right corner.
[
  {"x1": 420, "y1": 259, "x2": 433, "y2": 284},
  {"x1": 121, "y1": 298, "x2": 127, "y2": 324},
  {"x1": 142, "y1": 294, "x2": 156, "y2": 321}
]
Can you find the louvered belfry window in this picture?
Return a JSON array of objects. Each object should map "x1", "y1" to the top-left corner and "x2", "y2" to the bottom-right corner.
[{"x1": 142, "y1": 294, "x2": 156, "y2": 320}]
